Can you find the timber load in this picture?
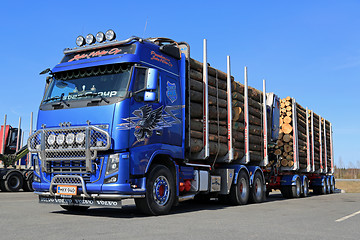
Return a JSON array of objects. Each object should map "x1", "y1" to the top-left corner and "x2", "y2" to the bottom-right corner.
[
  {"x1": 188, "y1": 58, "x2": 264, "y2": 164},
  {"x1": 268, "y1": 96, "x2": 333, "y2": 173}
]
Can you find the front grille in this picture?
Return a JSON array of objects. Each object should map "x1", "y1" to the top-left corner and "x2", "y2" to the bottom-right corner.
[
  {"x1": 51, "y1": 160, "x2": 87, "y2": 174},
  {"x1": 52, "y1": 175, "x2": 83, "y2": 185},
  {"x1": 28, "y1": 125, "x2": 110, "y2": 173}
]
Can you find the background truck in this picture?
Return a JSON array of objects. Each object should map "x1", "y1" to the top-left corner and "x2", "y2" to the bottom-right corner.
[
  {"x1": 28, "y1": 30, "x2": 334, "y2": 215},
  {"x1": 0, "y1": 121, "x2": 34, "y2": 192}
]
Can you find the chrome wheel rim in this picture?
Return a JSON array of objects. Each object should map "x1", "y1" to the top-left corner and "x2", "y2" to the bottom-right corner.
[
  {"x1": 254, "y1": 178, "x2": 262, "y2": 198},
  {"x1": 153, "y1": 176, "x2": 170, "y2": 206},
  {"x1": 239, "y1": 178, "x2": 248, "y2": 200}
]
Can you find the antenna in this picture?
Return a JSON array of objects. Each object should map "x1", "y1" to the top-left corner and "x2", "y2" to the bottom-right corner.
[{"x1": 143, "y1": 17, "x2": 149, "y2": 37}]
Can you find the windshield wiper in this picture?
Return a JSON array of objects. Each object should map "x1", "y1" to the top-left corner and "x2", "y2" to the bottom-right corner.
[
  {"x1": 43, "y1": 96, "x2": 61, "y2": 103},
  {"x1": 43, "y1": 94, "x2": 70, "y2": 107},
  {"x1": 76, "y1": 92, "x2": 110, "y2": 103}
]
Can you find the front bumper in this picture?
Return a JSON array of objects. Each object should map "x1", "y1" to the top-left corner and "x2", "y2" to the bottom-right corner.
[{"x1": 36, "y1": 191, "x2": 145, "y2": 208}]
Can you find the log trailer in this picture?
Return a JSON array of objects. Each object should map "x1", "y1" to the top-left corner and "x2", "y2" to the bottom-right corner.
[
  {"x1": 28, "y1": 30, "x2": 335, "y2": 215},
  {"x1": 0, "y1": 124, "x2": 34, "y2": 192}
]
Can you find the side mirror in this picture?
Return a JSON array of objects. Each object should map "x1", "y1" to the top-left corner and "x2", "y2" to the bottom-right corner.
[
  {"x1": 144, "y1": 91, "x2": 156, "y2": 102},
  {"x1": 146, "y1": 68, "x2": 158, "y2": 90}
]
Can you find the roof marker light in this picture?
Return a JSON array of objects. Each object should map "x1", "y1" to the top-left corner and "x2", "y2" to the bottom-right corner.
[
  {"x1": 96, "y1": 31, "x2": 105, "y2": 43},
  {"x1": 105, "y1": 29, "x2": 116, "y2": 41},
  {"x1": 86, "y1": 34, "x2": 96, "y2": 45},
  {"x1": 76, "y1": 36, "x2": 85, "y2": 47}
]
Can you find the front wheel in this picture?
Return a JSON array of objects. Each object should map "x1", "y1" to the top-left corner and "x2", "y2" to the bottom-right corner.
[{"x1": 135, "y1": 165, "x2": 175, "y2": 215}]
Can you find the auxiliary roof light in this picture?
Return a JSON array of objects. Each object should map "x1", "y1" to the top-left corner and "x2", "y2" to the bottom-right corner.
[
  {"x1": 86, "y1": 34, "x2": 96, "y2": 45},
  {"x1": 76, "y1": 36, "x2": 86, "y2": 47},
  {"x1": 105, "y1": 29, "x2": 116, "y2": 41},
  {"x1": 96, "y1": 31, "x2": 105, "y2": 43}
]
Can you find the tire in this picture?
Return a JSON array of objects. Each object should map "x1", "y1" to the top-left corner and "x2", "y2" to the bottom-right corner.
[
  {"x1": 326, "y1": 178, "x2": 331, "y2": 194},
  {"x1": 23, "y1": 172, "x2": 34, "y2": 192},
  {"x1": 281, "y1": 186, "x2": 292, "y2": 198},
  {"x1": 4, "y1": 171, "x2": 23, "y2": 192},
  {"x1": 323, "y1": 179, "x2": 328, "y2": 195},
  {"x1": 0, "y1": 180, "x2": 7, "y2": 192},
  {"x1": 330, "y1": 178, "x2": 335, "y2": 193},
  {"x1": 228, "y1": 170, "x2": 250, "y2": 205},
  {"x1": 249, "y1": 171, "x2": 264, "y2": 203},
  {"x1": 301, "y1": 178, "x2": 309, "y2": 197},
  {"x1": 135, "y1": 165, "x2": 175, "y2": 215},
  {"x1": 60, "y1": 205, "x2": 89, "y2": 212},
  {"x1": 291, "y1": 178, "x2": 301, "y2": 198}
]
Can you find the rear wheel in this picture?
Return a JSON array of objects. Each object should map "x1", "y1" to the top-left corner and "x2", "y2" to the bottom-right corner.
[
  {"x1": 249, "y1": 171, "x2": 264, "y2": 203},
  {"x1": 323, "y1": 179, "x2": 328, "y2": 194},
  {"x1": 4, "y1": 171, "x2": 23, "y2": 192},
  {"x1": 135, "y1": 165, "x2": 175, "y2": 215},
  {"x1": 23, "y1": 172, "x2": 34, "y2": 192},
  {"x1": 330, "y1": 177, "x2": 335, "y2": 193},
  {"x1": 228, "y1": 170, "x2": 250, "y2": 205},
  {"x1": 60, "y1": 205, "x2": 89, "y2": 212},
  {"x1": 326, "y1": 178, "x2": 331, "y2": 194},
  {"x1": 301, "y1": 178, "x2": 309, "y2": 197},
  {"x1": 291, "y1": 178, "x2": 301, "y2": 198}
]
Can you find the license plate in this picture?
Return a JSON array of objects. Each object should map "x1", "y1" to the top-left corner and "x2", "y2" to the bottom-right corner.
[{"x1": 57, "y1": 185, "x2": 77, "y2": 195}]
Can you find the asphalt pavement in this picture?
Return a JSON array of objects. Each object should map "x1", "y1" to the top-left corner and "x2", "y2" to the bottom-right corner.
[{"x1": 0, "y1": 191, "x2": 359, "y2": 240}]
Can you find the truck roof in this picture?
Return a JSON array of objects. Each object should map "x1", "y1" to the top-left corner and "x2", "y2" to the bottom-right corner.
[{"x1": 52, "y1": 37, "x2": 184, "y2": 74}]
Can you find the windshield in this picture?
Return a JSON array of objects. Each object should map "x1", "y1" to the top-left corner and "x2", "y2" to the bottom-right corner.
[{"x1": 43, "y1": 63, "x2": 132, "y2": 104}]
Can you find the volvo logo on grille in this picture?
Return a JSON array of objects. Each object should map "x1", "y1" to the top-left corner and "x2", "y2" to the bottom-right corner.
[{"x1": 59, "y1": 122, "x2": 71, "y2": 127}]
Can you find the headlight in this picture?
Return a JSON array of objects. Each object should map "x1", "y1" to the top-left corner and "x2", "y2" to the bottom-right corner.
[
  {"x1": 66, "y1": 133, "x2": 75, "y2": 145},
  {"x1": 105, "y1": 154, "x2": 119, "y2": 176},
  {"x1": 86, "y1": 34, "x2": 95, "y2": 45},
  {"x1": 96, "y1": 31, "x2": 105, "y2": 43},
  {"x1": 56, "y1": 134, "x2": 65, "y2": 145},
  {"x1": 105, "y1": 29, "x2": 116, "y2": 41},
  {"x1": 34, "y1": 156, "x2": 40, "y2": 175},
  {"x1": 76, "y1": 35, "x2": 85, "y2": 47},
  {"x1": 47, "y1": 134, "x2": 56, "y2": 145},
  {"x1": 76, "y1": 132, "x2": 85, "y2": 144}
]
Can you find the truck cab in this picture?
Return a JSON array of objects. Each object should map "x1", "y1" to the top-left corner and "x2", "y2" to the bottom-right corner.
[{"x1": 28, "y1": 32, "x2": 187, "y2": 214}]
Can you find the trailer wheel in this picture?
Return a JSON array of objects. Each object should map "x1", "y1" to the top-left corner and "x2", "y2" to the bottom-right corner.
[
  {"x1": 60, "y1": 205, "x2": 89, "y2": 212},
  {"x1": 330, "y1": 178, "x2": 335, "y2": 193},
  {"x1": 323, "y1": 179, "x2": 327, "y2": 194},
  {"x1": 135, "y1": 165, "x2": 175, "y2": 215},
  {"x1": 228, "y1": 170, "x2": 250, "y2": 205},
  {"x1": 326, "y1": 178, "x2": 331, "y2": 194},
  {"x1": 249, "y1": 171, "x2": 264, "y2": 203},
  {"x1": 23, "y1": 172, "x2": 34, "y2": 192},
  {"x1": 4, "y1": 171, "x2": 23, "y2": 192},
  {"x1": 291, "y1": 178, "x2": 301, "y2": 198},
  {"x1": 301, "y1": 178, "x2": 309, "y2": 197}
]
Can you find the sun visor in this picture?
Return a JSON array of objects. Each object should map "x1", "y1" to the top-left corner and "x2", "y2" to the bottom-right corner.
[{"x1": 52, "y1": 44, "x2": 138, "y2": 73}]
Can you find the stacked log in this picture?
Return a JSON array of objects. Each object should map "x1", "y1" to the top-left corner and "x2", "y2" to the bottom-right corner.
[
  {"x1": 269, "y1": 97, "x2": 296, "y2": 168},
  {"x1": 189, "y1": 58, "x2": 230, "y2": 159},
  {"x1": 296, "y1": 103, "x2": 309, "y2": 170},
  {"x1": 232, "y1": 81, "x2": 263, "y2": 164},
  {"x1": 188, "y1": 58, "x2": 264, "y2": 163},
  {"x1": 325, "y1": 120, "x2": 332, "y2": 171},
  {"x1": 312, "y1": 112, "x2": 321, "y2": 171}
]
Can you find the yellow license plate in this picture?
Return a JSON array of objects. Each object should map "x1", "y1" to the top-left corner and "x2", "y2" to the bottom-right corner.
[{"x1": 57, "y1": 185, "x2": 77, "y2": 195}]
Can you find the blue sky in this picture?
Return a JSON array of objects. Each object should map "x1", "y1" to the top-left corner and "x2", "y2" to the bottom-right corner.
[{"x1": 1, "y1": 0, "x2": 359, "y2": 167}]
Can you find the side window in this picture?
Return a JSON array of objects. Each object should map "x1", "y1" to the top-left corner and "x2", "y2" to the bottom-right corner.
[{"x1": 133, "y1": 67, "x2": 160, "y2": 102}]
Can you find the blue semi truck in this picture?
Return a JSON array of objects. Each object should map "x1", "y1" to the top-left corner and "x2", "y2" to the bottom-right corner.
[{"x1": 28, "y1": 30, "x2": 335, "y2": 215}]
